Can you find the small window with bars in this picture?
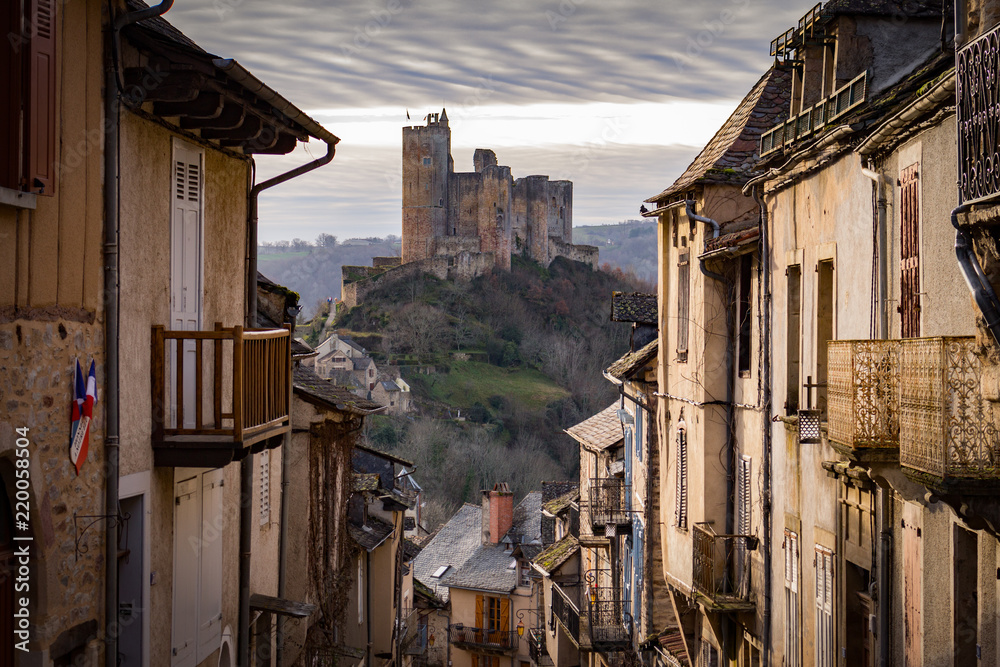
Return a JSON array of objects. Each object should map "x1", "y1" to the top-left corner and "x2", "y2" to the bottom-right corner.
[{"x1": 675, "y1": 417, "x2": 688, "y2": 530}]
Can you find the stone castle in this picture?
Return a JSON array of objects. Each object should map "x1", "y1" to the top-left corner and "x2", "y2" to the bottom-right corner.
[{"x1": 340, "y1": 109, "x2": 598, "y2": 309}]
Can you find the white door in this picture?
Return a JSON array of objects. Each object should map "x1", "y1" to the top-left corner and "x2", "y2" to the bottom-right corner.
[
  {"x1": 170, "y1": 139, "x2": 204, "y2": 429},
  {"x1": 172, "y1": 475, "x2": 200, "y2": 667}
]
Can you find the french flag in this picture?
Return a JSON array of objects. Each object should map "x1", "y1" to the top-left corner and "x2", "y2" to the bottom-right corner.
[{"x1": 70, "y1": 360, "x2": 96, "y2": 475}]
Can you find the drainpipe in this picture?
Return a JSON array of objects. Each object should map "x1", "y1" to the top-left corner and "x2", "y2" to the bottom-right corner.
[
  {"x1": 861, "y1": 165, "x2": 888, "y2": 339},
  {"x1": 875, "y1": 480, "x2": 892, "y2": 667},
  {"x1": 104, "y1": 4, "x2": 174, "y2": 667},
  {"x1": 953, "y1": 205, "x2": 1000, "y2": 346},
  {"x1": 687, "y1": 200, "x2": 737, "y2": 660},
  {"x1": 239, "y1": 139, "x2": 336, "y2": 667},
  {"x1": 750, "y1": 185, "x2": 773, "y2": 666}
]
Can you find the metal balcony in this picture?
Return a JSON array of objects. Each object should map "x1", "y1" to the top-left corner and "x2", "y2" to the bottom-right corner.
[
  {"x1": 551, "y1": 582, "x2": 579, "y2": 642},
  {"x1": 151, "y1": 324, "x2": 291, "y2": 467},
  {"x1": 587, "y1": 478, "x2": 631, "y2": 532},
  {"x1": 585, "y1": 587, "x2": 630, "y2": 649},
  {"x1": 528, "y1": 628, "x2": 551, "y2": 666},
  {"x1": 899, "y1": 337, "x2": 1000, "y2": 488},
  {"x1": 827, "y1": 340, "x2": 900, "y2": 457},
  {"x1": 959, "y1": 21, "x2": 1000, "y2": 204},
  {"x1": 449, "y1": 626, "x2": 518, "y2": 654},
  {"x1": 692, "y1": 523, "x2": 756, "y2": 613}
]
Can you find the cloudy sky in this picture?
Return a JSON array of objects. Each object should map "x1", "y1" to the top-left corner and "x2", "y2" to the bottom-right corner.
[{"x1": 163, "y1": 0, "x2": 804, "y2": 243}]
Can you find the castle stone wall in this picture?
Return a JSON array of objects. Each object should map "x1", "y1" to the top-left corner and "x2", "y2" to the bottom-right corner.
[{"x1": 550, "y1": 238, "x2": 599, "y2": 269}]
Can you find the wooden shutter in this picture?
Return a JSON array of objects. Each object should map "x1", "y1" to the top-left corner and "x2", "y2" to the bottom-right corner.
[
  {"x1": 784, "y1": 529, "x2": 800, "y2": 667},
  {"x1": 675, "y1": 421, "x2": 688, "y2": 529},
  {"x1": 903, "y1": 505, "x2": 922, "y2": 666},
  {"x1": 677, "y1": 251, "x2": 690, "y2": 361},
  {"x1": 814, "y1": 546, "x2": 834, "y2": 667},
  {"x1": 172, "y1": 476, "x2": 200, "y2": 667},
  {"x1": 900, "y1": 164, "x2": 920, "y2": 338},
  {"x1": 475, "y1": 594, "x2": 484, "y2": 628},
  {"x1": 471, "y1": 654, "x2": 478, "y2": 667},
  {"x1": 26, "y1": 0, "x2": 56, "y2": 194},
  {"x1": 197, "y1": 470, "x2": 224, "y2": 663},
  {"x1": 500, "y1": 597, "x2": 510, "y2": 632}
]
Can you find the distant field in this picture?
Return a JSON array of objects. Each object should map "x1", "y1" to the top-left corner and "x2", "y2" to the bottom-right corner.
[{"x1": 418, "y1": 360, "x2": 570, "y2": 410}]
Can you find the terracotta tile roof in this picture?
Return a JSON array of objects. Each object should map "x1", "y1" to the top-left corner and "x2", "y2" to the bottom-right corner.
[
  {"x1": 293, "y1": 365, "x2": 385, "y2": 415},
  {"x1": 565, "y1": 404, "x2": 623, "y2": 452},
  {"x1": 606, "y1": 339, "x2": 658, "y2": 382},
  {"x1": 611, "y1": 292, "x2": 657, "y2": 325},
  {"x1": 646, "y1": 67, "x2": 792, "y2": 204},
  {"x1": 532, "y1": 535, "x2": 579, "y2": 575}
]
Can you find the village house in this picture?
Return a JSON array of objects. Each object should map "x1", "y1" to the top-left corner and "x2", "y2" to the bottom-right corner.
[{"x1": 0, "y1": 1, "x2": 369, "y2": 666}]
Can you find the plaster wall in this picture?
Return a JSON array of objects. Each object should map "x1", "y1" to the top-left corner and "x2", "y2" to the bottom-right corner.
[{"x1": 449, "y1": 587, "x2": 533, "y2": 667}]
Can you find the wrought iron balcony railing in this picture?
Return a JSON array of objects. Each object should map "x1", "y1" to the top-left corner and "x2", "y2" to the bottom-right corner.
[
  {"x1": 958, "y1": 20, "x2": 1000, "y2": 204},
  {"x1": 692, "y1": 523, "x2": 755, "y2": 612},
  {"x1": 528, "y1": 628, "x2": 549, "y2": 665},
  {"x1": 587, "y1": 477, "x2": 632, "y2": 530},
  {"x1": 551, "y1": 582, "x2": 579, "y2": 642},
  {"x1": 151, "y1": 324, "x2": 291, "y2": 467},
  {"x1": 448, "y1": 625, "x2": 518, "y2": 653},
  {"x1": 899, "y1": 337, "x2": 1000, "y2": 484},
  {"x1": 827, "y1": 340, "x2": 900, "y2": 452},
  {"x1": 586, "y1": 587, "x2": 630, "y2": 648}
]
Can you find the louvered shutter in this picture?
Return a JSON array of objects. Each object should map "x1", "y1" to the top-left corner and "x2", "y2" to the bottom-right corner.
[
  {"x1": 784, "y1": 529, "x2": 800, "y2": 667},
  {"x1": 900, "y1": 164, "x2": 920, "y2": 338},
  {"x1": 475, "y1": 595, "x2": 484, "y2": 628},
  {"x1": 197, "y1": 469, "x2": 224, "y2": 663},
  {"x1": 677, "y1": 252, "x2": 690, "y2": 360},
  {"x1": 26, "y1": 0, "x2": 56, "y2": 194},
  {"x1": 675, "y1": 421, "x2": 688, "y2": 529},
  {"x1": 814, "y1": 546, "x2": 834, "y2": 667}
]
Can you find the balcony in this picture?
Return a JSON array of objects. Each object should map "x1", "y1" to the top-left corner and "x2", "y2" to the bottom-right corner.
[
  {"x1": 151, "y1": 324, "x2": 291, "y2": 467},
  {"x1": 958, "y1": 20, "x2": 1000, "y2": 203},
  {"x1": 899, "y1": 337, "x2": 1000, "y2": 489},
  {"x1": 692, "y1": 523, "x2": 756, "y2": 613},
  {"x1": 551, "y1": 582, "x2": 579, "y2": 642},
  {"x1": 827, "y1": 340, "x2": 900, "y2": 459},
  {"x1": 586, "y1": 587, "x2": 630, "y2": 649},
  {"x1": 448, "y1": 626, "x2": 518, "y2": 654},
  {"x1": 760, "y1": 71, "x2": 867, "y2": 157},
  {"x1": 587, "y1": 478, "x2": 631, "y2": 533},
  {"x1": 528, "y1": 628, "x2": 551, "y2": 666}
]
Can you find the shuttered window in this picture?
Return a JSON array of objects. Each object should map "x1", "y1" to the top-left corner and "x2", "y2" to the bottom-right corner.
[
  {"x1": 0, "y1": 0, "x2": 57, "y2": 193},
  {"x1": 259, "y1": 449, "x2": 270, "y2": 526},
  {"x1": 784, "y1": 529, "x2": 801, "y2": 667},
  {"x1": 675, "y1": 419, "x2": 688, "y2": 530},
  {"x1": 172, "y1": 469, "x2": 224, "y2": 667},
  {"x1": 900, "y1": 163, "x2": 920, "y2": 338},
  {"x1": 738, "y1": 254, "x2": 753, "y2": 374},
  {"x1": 815, "y1": 546, "x2": 835, "y2": 667},
  {"x1": 677, "y1": 251, "x2": 690, "y2": 362}
]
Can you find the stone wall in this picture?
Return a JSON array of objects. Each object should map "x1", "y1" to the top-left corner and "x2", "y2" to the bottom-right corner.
[
  {"x1": 342, "y1": 252, "x2": 497, "y2": 310},
  {"x1": 550, "y1": 238, "x2": 599, "y2": 269}
]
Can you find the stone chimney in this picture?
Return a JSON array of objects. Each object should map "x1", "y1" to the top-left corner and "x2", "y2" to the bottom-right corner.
[{"x1": 481, "y1": 482, "x2": 514, "y2": 545}]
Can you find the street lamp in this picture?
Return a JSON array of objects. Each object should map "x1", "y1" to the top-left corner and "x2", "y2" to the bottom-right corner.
[{"x1": 515, "y1": 608, "x2": 543, "y2": 641}]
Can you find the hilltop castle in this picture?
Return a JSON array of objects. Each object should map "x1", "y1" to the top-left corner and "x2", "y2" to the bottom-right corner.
[{"x1": 340, "y1": 110, "x2": 598, "y2": 309}]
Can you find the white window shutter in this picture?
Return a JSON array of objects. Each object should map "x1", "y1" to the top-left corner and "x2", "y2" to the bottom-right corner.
[
  {"x1": 172, "y1": 476, "x2": 200, "y2": 667},
  {"x1": 197, "y1": 469, "x2": 224, "y2": 662}
]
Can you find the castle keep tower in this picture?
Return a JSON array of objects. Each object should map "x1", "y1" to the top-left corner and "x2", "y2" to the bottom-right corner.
[
  {"x1": 402, "y1": 110, "x2": 452, "y2": 263},
  {"x1": 398, "y1": 109, "x2": 596, "y2": 272}
]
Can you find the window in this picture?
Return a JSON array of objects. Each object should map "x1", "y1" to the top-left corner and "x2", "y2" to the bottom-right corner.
[
  {"x1": 900, "y1": 163, "x2": 921, "y2": 338},
  {"x1": 259, "y1": 449, "x2": 270, "y2": 526},
  {"x1": 738, "y1": 254, "x2": 753, "y2": 375},
  {"x1": 635, "y1": 409, "x2": 643, "y2": 463},
  {"x1": 519, "y1": 560, "x2": 531, "y2": 588},
  {"x1": 786, "y1": 265, "x2": 802, "y2": 414},
  {"x1": 814, "y1": 546, "x2": 834, "y2": 667},
  {"x1": 784, "y1": 529, "x2": 800, "y2": 667},
  {"x1": 475, "y1": 595, "x2": 509, "y2": 633},
  {"x1": 675, "y1": 416, "x2": 688, "y2": 530},
  {"x1": 422, "y1": 157, "x2": 431, "y2": 166},
  {"x1": 172, "y1": 470, "x2": 223, "y2": 667},
  {"x1": 471, "y1": 656, "x2": 500, "y2": 667},
  {"x1": 432, "y1": 565, "x2": 450, "y2": 578},
  {"x1": 487, "y1": 596, "x2": 502, "y2": 630},
  {"x1": 0, "y1": 0, "x2": 57, "y2": 194},
  {"x1": 816, "y1": 260, "x2": 834, "y2": 416},
  {"x1": 677, "y1": 251, "x2": 690, "y2": 362}
]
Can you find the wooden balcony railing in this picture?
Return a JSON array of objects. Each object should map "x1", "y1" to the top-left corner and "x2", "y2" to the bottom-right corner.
[
  {"x1": 448, "y1": 625, "x2": 518, "y2": 653},
  {"x1": 151, "y1": 324, "x2": 291, "y2": 467},
  {"x1": 587, "y1": 478, "x2": 631, "y2": 530},
  {"x1": 551, "y1": 582, "x2": 579, "y2": 642},
  {"x1": 827, "y1": 340, "x2": 900, "y2": 454},
  {"x1": 692, "y1": 523, "x2": 755, "y2": 612},
  {"x1": 899, "y1": 337, "x2": 1000, "y2": 486}
]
